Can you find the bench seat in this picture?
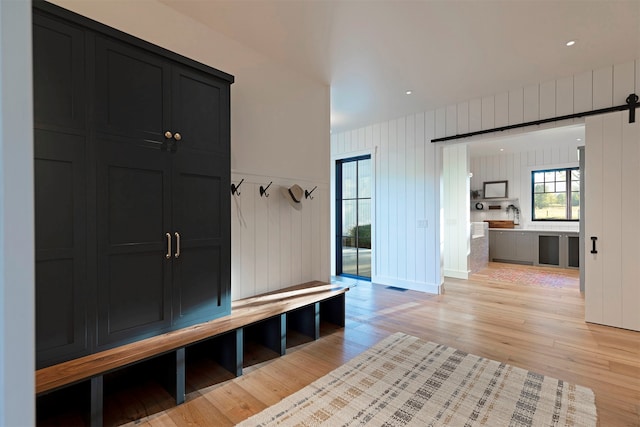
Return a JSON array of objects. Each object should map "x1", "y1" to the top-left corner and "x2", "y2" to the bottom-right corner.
[{"x1": 36, "y1": 281, "x2": 348, "y2": 426}]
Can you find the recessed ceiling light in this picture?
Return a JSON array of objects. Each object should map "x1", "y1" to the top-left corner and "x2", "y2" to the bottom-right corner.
[
  {"x1": 576, "y1": 138, "x2": 582, "y2": 141},
  {"x1": 566, "y1": 40, "x2": 576, "y2": 47},
  {"x1": 405, "y1": 90, "x2": 412, "y2": 95},
  {"x1": 500, "y1": 148, "x2": 504, "y2": 152}
]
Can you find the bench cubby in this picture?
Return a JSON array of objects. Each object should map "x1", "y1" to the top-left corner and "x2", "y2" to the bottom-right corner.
[
  {"x1": 37, "y1": 380, "x2": 91, "y2": 426},
  {"x1": 185, "y1": 332, "x2": 239, "y2": 393},
  {"x1": 243, "y1": 315, "x2": 286, "y2": 369},
  {"x1": 102, "y1": 354, "x2": 179, "y2": 425}
]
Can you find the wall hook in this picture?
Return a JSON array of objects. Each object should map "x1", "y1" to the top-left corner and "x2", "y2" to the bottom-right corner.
[
  {"x1": 260, "y1": 181, "x2": 272, "y2": 197},
  {"x1": 230, "y1": 178, "x2": 244, "y2": 196},
  {"x1": 305, "y1": 186, "x2": 317, "y2": 200}
]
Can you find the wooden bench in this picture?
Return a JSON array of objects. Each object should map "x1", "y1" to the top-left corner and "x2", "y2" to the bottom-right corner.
[{"x1": 36, "y1": 281, "x2": 348, "y2": 426}]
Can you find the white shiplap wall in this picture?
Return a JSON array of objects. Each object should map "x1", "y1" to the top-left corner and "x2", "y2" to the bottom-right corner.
[
  {"x1": 443, "y1": 144, "x2": 470, "y2": 279},
  {"x1": 231, "y1": 172, "x2": 329, "y2": 300},
  {"x1": 331, "y1": 59, "x2": 639, "y2": 294},
  {"x1": 331, "y1": 114, "x2": 442, "y2": 294},
  {"x1": 469, "y1": 140, "x2": 580, "y2": 231}
]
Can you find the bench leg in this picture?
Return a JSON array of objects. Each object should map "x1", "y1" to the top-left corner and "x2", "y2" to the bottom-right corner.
[
  {"x1": 313, "y1": 302, "x2": 321, "y2": 339},
  {"x1": 214, "y1": 329, "x2": 243, "y2": 377},
  {"x1": 235, "y1": 328, "x2": 244, "y2": 375},
  {"x1": 175, "y1": 348, "x2": 186, "y2": 405},
  {"x1": 279, "y1": 313, "x2": 287, "y2": 355},
  {"x1": 155, "y1": 349, "x2": 186, "y2": 405},
  {"x1": 89, "y1": 376, "x2": 103, "y2": 427}
]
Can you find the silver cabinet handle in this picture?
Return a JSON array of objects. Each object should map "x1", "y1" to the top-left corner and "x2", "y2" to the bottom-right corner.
[
  {"x1": 165, "y1": 232, "x2": 172, "y2": 259},
  {"x1": 175, "y1": 232, "x2": 180, "y2": 258}
]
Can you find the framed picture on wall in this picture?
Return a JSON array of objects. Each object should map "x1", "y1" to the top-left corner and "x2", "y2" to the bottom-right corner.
[{"x1": 483, "y1": 180, "x2": 508, "y2": 199}]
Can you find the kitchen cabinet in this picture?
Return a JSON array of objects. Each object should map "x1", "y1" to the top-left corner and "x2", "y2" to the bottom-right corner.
[
  {"x1": 537, "y1": 234, "x2": 560, "y2": 266},
  {"x1": 489, "y1": 230, "x2": 534, "y2": 265},
  {"x1": 535, "y1": 232, "x2": 579, "y2": 269},
  {"x1": 489, "y1": 230, "x2": 578, "y2": 268},
  {"x1": 34, "y1": 1, "x2": 234, "y2": 367}
]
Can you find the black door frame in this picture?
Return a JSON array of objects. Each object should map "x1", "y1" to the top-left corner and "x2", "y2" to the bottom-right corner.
[{"x1": 335, "y1": 155, "x2": 371, "y2": 280}]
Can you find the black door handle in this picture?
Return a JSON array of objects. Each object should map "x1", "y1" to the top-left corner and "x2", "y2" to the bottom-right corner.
[{"x1": 590, "y1": 236, "x2": 598, "y2": 254}]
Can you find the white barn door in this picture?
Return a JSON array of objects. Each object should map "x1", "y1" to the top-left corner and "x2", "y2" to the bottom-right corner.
[{"x1": 585, "y1": 111, "x2": 640, "y2": 331}]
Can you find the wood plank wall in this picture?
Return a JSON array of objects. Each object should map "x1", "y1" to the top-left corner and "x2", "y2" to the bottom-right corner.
[
  {"x1": 230, "y1": 173, "x2": 330, "y2": 300},
  {"x1": 331, "y1": 59, "x2": 639, "y2": 294}
]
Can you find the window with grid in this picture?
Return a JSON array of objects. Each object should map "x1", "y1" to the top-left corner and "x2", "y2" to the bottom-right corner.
[{"x1": 532, "y1": 167, "x2": 580, "y2": 221}]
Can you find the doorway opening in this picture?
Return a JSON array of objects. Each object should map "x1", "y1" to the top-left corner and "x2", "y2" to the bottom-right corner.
[
  {"x1": 335, "y1": 155, "x2": 371, "y2": 280},
  {"x1": 448, "y1": 125, "x2": 585, "y2": 287}
]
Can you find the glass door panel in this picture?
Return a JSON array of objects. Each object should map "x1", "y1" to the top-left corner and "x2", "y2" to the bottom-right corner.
[
  {"x1": 341, "y1": 199, "x2": 358, "y2": 275},
  {"x1": 336, "y1": 156, "x2": 371, "y2": 279}
]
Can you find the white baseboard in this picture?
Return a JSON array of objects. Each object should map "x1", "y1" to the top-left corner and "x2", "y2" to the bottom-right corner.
[
  {"x1": 444, "y1": 269, "x2": 469, "y2": 280},
  {"x1": 372, "y1": 276, "x2": 442, "y2": 295}
]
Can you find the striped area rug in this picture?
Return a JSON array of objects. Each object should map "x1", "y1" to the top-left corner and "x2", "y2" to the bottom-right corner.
[{"x1": 238, "y1": 333, "x2": 596, "y2": 426}]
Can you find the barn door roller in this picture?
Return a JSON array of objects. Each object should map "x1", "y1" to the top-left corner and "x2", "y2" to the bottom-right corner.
[{"x1": 627, "y1": 93, "x2": 639, "y2": 123}]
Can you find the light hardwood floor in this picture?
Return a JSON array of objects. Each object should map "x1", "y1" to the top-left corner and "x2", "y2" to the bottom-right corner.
[{"x1": 49, "y1": 264, "x2": 640, "y2": 426}]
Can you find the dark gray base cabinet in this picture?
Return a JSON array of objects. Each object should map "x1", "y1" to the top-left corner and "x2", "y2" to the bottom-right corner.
[
  {"x1": 33, "y1": 1, "x2": 233, "y2": 368},
  {"x1": 535, "y1": 232, "x2": 580, "y2": 269},
  {"x1": 488, "y1": 231, "x2": 534, "y2": 265},
  {"x1": 488, "y1": 230, "x2": 579, "y2": 269}
]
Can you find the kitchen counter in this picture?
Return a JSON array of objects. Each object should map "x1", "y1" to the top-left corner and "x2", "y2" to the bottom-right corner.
[{"x1": 488, "y1": 228, "x2": 578, "y2": 234}]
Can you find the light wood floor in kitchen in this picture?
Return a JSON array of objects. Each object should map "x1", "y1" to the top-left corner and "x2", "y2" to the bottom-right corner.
[{"x1": 84, "y1": 264, "x2": 640, "y2": 426}]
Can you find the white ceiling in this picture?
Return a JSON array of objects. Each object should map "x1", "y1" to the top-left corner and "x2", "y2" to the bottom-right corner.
[
  {"x1": 467, "y1": 124, "x2": 584, "y2": 157},
  {"x1": 160, "y1": 0, "x2": 640, "y2": 134}
]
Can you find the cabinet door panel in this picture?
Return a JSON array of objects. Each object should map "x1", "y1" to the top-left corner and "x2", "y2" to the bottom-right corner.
[
  {"x1": 175, "y1": 246, "x2": 223, "y2": 321},
  {"x1": 107, "y1": 253, "x2": 168, "y2": 334},
  {"x1": 172, "y1": 151, "x2": 230, "y2": 326},
  {"x1": 36, "y1": 259, "x2": 77, "y2": 351},
  {"x1": 567, "y1": 235, "x2": 580, "y2": 268},
  {"x1": 172, "y1": 66, "x2": 230, "y2": 154},
  {"x1": 538, "y1": 234, "x2": 560, "y2": 266},
  {"x1": 107, "y1": 165, "x2": 165, "y2": 245},
  {"x1": 34, "y1": 130, "x2": 88, "y2": 368},
  {"x1": 178, "y1": 171, "x2": 222, "y2": 239},
  {"x1": 96, "y1": 141, "x2": 172, "y2": 348},
  {"x1": 95, "y1": 37, "x2": 170, "y2": 145},
  {"x1": 490, "y1": 231, "x2": 514, "y2": 261},
  {"x1": 33, "y1": 13, "x2": 85, "y2": 129},
  {"x1": 514, "y1": 232, "x2": 534, "y2": 263}
]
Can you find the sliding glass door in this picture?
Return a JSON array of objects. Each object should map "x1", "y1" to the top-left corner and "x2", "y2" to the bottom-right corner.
[{"x1": 336, "y1": 156, "x2": 371, "y2": 279}]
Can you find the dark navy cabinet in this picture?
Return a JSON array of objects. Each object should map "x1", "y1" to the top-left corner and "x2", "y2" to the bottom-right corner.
[
  {"x1": 33, "y1": 11, "x2": 90, "y2": 367},
  {"x1": 33, "y1": 1, "x2": 233, "y2": 368}
]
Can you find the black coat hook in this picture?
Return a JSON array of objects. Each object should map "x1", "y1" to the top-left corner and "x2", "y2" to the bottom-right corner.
[
  {"x1": 230, "y1": 178, "x2": 244, "y2": 196},
  {"x1": 260, "y1": 181, "x2": 272, "y2": 197},
  {"x1": 305, "y1": 186, "x2": 317, "y2": 200}
]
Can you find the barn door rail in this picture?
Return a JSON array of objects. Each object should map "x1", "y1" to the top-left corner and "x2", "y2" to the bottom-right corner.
[{"x1": 431, "y1": 92, "x2": 639, "y2": 143}]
